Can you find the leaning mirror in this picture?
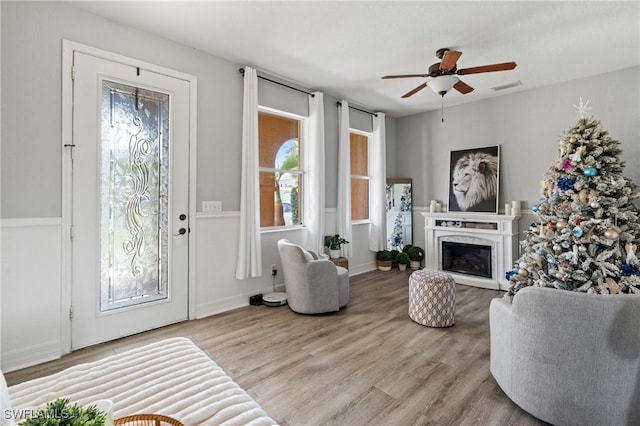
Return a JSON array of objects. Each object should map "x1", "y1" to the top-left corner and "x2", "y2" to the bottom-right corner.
[{"x1": 386, "y1": 178, "x2": 412, "y2": 250}]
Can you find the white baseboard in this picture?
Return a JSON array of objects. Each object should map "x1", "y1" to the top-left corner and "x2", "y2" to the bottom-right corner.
[
  {"x1": 349, "y1": 261, "x2": 377, "y2": 276},
  {"x1": 195, "y1": 283, "x2": 285, "y2": 319}
]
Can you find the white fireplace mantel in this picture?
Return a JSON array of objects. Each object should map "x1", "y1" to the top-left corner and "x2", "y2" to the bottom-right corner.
[{"x1": 421, "y1": 212, "x2": 520, "y2": 291}]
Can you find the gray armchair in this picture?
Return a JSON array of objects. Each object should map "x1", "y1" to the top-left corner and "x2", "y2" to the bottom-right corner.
[{"x1": 276, "y1": 239, "x2": 349, "y2": 314}]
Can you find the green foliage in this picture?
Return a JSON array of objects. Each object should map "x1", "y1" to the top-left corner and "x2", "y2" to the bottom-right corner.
[
  {"x1": 396, "y1": 252, "x2": 410, "y2": 265},
  {"x1": 390, "y1": 250, "x2": 400, "y2": 259},
  {"x1": 324, "y1": 234, "x2": 349, "y2": 250},
  {"x1": 20, "y1": 398, "x2": 106, "y2": 426},
  {"x1": 376, "y1": 250, "x2": 394, "y2": 261},
  {"x1": 408, "y1": 246, "x2": 425, "y2": 262},
  {"x1": 291, "y1": 187, "x2": 299, "y2": 224},
  {"x1": 402, "y1": 245, "x2": 413, "y2": 253}
]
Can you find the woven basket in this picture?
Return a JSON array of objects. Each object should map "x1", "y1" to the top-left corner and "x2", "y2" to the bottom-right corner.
[{"x1": 114, "y1": 414, "x2": 184, "y2": 426}]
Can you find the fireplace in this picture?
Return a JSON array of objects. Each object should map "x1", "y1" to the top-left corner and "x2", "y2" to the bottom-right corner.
[
  {"x1": 422, "y1": 212, "x2": 520, "y2": 290},
  {"x1": 442, "y1": 241, "x2": 492, "y2": 279}
]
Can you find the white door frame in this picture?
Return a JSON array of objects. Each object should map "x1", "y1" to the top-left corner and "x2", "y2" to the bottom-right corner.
[{"x1": 61, "y1": 39, "x2": 198, "y2": 354}]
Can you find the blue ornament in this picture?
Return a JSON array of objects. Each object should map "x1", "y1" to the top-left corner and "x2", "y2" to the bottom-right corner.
[
  {"x1": 539, "y1": 196, "x2": 547, "y2": 202},
  {"x1": 547, "y1": 255, "x2": 557, "y2": 265},
  {"x1": 505, "y1": 269, "x2": 518, "y2": 281},
  {"x1": 583, "y1": 167, "x2": 598, "y2": 177},
  {"x1": 572, "y1": 226, "x2": 583, "y2": 237},
  {"x1": 552, "y1": 192, "x2": 560, "y2": 199},
  {"x1": 621, "y1": 263, "x2": 640, "y2": 276},
  {"x1": 532, "y1": 204, "x2": 540, "y2": 213},
  {"x1": 558, "y1": 176, "x2": 573, "y2": 191},
  {"x1": 537, "y1": 248, "x2": 546, "y2": 256}
]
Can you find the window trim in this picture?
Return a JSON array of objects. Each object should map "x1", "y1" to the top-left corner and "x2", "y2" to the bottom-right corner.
[{"x1": 257, "y1": 106, "x2": 307, "y2": 230}]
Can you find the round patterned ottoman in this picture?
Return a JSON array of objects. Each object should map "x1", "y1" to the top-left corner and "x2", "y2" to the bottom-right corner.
[{"x1": 408, "y1": 269, "x2": 456, "y2": 327}]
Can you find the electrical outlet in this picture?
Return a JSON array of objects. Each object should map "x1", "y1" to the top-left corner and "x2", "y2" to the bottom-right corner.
[
  {"x1": 202, "y1": 201, "x2": 222, "y2": 213},
  {"x1": 271, "y1": 264, "x2": 277, "y2": 276}
]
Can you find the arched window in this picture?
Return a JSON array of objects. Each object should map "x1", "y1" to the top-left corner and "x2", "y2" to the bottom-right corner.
[{"x1": 258, "y1": 110, "x2": 303, "y2": 227}]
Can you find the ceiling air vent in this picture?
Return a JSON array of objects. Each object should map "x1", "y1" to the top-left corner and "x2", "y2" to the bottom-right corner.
[{"x1": 490, "y1": 80, "x2": 523, "y2": 91}]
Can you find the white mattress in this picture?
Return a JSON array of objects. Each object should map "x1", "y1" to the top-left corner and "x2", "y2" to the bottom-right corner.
[{"x1": 8, "y1": 337, "x2": 277, "y2": 425}]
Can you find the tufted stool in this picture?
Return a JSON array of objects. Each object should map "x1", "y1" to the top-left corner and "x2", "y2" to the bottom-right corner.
[{"x1": 408, "y1": 269, "x2": 456, "y2": 327}]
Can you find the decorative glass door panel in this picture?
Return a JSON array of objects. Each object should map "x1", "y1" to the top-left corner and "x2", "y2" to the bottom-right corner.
[{"x1": 100, "y1": 81, "x2": 169, "y2": 311}]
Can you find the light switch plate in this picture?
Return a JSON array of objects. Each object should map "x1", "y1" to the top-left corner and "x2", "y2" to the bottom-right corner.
[{"x1": 203, "y1": 201, "x2": 222, "y2": 213}]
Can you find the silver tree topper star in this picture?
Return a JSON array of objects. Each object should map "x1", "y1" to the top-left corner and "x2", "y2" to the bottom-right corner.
[{"x1": 573, "y1": 97, "x2": 592, "y2": 119}]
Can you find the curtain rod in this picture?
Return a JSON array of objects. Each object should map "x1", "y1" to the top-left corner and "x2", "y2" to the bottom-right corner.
[
  {"x1": 336, "y1": 101, "x2": 377, "y2": 117},
  {"x1": 239, "y1": 68, "x2": 314, "y2": 97}
]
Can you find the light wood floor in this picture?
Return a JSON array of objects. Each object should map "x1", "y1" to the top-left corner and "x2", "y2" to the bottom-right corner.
[{"x1": 6, "y1": 269, "x2": 546, "y2": 426}]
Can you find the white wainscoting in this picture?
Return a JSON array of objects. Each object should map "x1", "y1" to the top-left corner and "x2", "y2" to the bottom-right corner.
[
  {"x1": 1, "y1": 218, "x2": 62, "y2": 372},
  {"x1": 194, "y1": 210, "x2": 376, "y2": 318},
  {"x1": 0, "y1": 212, "x2": 378, "y2": 371}
]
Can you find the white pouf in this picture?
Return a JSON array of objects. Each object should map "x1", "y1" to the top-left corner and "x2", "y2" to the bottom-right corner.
[{"x1": 408, "y1": 269, "x2": 456, "y2": 327}]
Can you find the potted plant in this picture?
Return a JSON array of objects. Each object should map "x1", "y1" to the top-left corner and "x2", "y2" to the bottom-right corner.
[
  {"x1": 20, "y1": 398, "x2": 108, "y2": 425},
  {"x1": 407, "y1": 246, "x2": 425, "y2": 270},
  {"x1": 396, "y1": 252, "x2": 410, "y2": 271},
  {"x1": 376, "y1": 250, "x2": 394, "y2": 271},
  {"x1": 324, "y1": 234, "x2": 349, "y2": 259}
]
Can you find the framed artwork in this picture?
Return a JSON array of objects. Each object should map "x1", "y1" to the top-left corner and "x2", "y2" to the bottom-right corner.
[{"x1": 448, "y1": 145, "x2": 500, "y2": 213}]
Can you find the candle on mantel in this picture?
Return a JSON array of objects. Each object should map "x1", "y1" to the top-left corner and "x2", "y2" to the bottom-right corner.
[
  {"x1": 505, "y1": 204, "x2": 512, "y2": 215},
  {"x1": 511, "y1": 201, "x2": 521, "y2": 216}
]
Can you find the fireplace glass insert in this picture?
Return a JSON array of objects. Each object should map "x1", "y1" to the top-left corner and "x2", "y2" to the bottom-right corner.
[{"x1": 441, "y1": 241, "x2": 492, "y2": 279}]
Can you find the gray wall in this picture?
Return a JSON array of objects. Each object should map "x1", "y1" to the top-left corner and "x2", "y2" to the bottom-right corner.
[
  {"x1": 397, "y1": 66, "x2": 640, "y2": 211},
  {"x1": 0, "y1": 1, "x2": 398, "y2": 218}
]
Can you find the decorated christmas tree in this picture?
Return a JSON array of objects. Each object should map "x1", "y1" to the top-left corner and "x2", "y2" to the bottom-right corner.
[{"x1": 506, "y1": 99, "x2": 640, "y2": 297}]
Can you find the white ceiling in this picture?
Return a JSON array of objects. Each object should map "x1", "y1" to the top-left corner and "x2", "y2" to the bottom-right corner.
[{"x1": 69, "y1": 1, "x2": 640, "y2": 117}]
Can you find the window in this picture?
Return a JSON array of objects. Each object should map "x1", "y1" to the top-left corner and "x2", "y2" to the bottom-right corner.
[
  {"x1": 258, "y1": 109, "x2": 303, "y2": 228},
  {"x1": 350, "y1": 130, "x2": 370, "y2": 221}
]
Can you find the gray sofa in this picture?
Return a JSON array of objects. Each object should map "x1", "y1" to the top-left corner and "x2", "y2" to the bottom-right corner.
[
  {"x1": 490, "y1": 286, "x2": 640, "y2": 426},
  {"x1": 276, "y1": 239, "x2": 349, "y2": 314}
]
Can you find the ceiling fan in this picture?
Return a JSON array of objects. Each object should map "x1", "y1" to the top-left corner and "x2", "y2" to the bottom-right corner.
[{"x1": 382, "y1": 48, "x2": 517, "y2": 99}]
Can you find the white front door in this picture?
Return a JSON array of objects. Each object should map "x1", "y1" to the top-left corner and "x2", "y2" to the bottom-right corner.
[{"x1": 70, "y1": 52, "x2": 190, "y2": 349}]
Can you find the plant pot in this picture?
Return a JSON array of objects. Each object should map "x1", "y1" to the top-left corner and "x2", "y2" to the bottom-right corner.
[
  {"x1": 377, "y1": 260, "x2": 393, "y2": 271},
  {"x1": 329, "y1": 249, "x2": 341, "y2": 259},
  {"x1": 398, "y1": 263, "x2": 408, "y2": 271},
  {"x1": 410, "y1": 260, "x2": 421, "y2": 270}
]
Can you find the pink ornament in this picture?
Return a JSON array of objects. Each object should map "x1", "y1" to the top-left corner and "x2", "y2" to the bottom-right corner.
[{"x1": 561, "y1": 158, "x2": 573, "y2": 171}]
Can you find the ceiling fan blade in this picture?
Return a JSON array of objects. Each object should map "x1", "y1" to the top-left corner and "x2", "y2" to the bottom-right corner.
[
  {"x1": 453, "y1": 80, "x2": 474, "y2": 94},
  {"x1": 440, "y1": 50, "x2": 462, "y2": 71},
  {"x1": 382, "y1": 74, "x2": 429, "y2": 79},
  {"x1": 401, "y1": 82, "x2": 428, "y2": 98},
  {"x1": 457, "y1": 61, "x2": 517, "y2": 75}
]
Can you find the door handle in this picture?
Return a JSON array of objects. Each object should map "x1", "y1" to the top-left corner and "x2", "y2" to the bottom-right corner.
[
  {"x1": 179, "y1": 214, "x2": 187, "y2": 221},
  {"x1": 174, "y1": 228, "x2": 187, "y2": 236}
]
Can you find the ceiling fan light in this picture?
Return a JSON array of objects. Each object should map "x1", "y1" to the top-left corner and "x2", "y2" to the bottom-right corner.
[{"x1": 429, "y1": 75, "x2": 459, "y2": 96}]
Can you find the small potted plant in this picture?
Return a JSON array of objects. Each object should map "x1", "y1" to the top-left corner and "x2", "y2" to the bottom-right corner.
[
  {"x1": 390, "y1": 249, "x2": 400, "y2": 265},
  {"x1": 376, "y1": 250, "x2": 394, "y2": 271},
  {"x1": 407, "y1": 246, "x2": 425, "y2": 270},
  {"x1": 324, "y1": 234, "x2": 349, "y2": 259},
  {"x1": 20, "y1": 398, "x2": 108, "y2": 425},
  {"x1": 396, "y1": 252, "x2": 410, "y2": 271}
]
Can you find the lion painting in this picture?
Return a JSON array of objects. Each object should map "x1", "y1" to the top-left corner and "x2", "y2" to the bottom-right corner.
[{"x1": 449, "y1": 150, "x2": 499, "y2": 212}]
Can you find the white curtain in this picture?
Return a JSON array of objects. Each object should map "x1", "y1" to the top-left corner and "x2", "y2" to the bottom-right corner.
[
  {"x1": 304, "y1": 92, "x2": 326, "y2": 254},
  {"x1": 235, "y1": 66, "x2": 262, "y2": 279},
  {"x1": 337, "y1": 101, "x2": 353, "y2": 258},
  {"x1": 368, "y1": 112, "x2": 387, "y2": 252}
]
